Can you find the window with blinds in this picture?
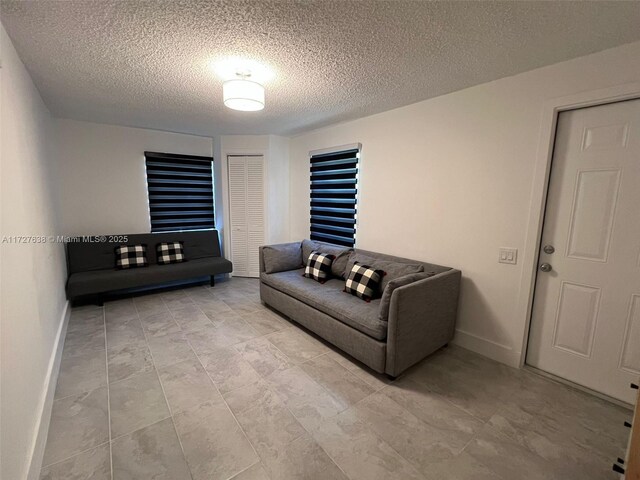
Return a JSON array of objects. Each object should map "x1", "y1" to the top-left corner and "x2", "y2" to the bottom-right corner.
[
  {"x1": 310, "y1": 145, "x2": 360, "y2": 247},
  {"x1": 145, "y1": 151, "x2": 215, "y2": 233}
]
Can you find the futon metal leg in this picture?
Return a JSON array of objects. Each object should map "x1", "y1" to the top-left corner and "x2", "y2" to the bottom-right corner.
[{"x1": 210, "y1": 275, "x2": 216, "y2": 287}]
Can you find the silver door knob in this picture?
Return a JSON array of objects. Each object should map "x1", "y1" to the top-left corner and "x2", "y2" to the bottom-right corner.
[
  {"x1": 540, "y1": 263, "x2": 552, "y2": 272},
  {"x1": 543, "y1": 245, "x2": 555, "y2": 254}
]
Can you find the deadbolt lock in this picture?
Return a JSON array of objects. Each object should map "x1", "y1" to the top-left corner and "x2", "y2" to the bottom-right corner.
[{"x1": 543, "y1": 245, "x2": 555, "y2": 254}]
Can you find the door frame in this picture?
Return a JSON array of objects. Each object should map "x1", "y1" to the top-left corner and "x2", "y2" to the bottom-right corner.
[
  {"x1": 221, "y1": 149, "x2": 268, "y2": 277},
  {"x1": 518, "y1": 82, "x2": 640, "y2": 368}
]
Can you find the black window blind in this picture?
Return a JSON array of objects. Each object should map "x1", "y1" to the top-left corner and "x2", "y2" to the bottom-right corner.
[
  {"x1": 145, "y1": 151, "x2": 215, "y2": 233},
  {"x1": 310, "y1": 147, "x2": 359, "y2": 247}
]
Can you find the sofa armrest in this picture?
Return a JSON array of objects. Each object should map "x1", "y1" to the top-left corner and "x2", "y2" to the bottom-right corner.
[
  {"x1": 385, "y1": 269, "x2": 461, "y2": 376},
  {"x1": 259, "y1": 245, "x2": 266, "y2": 274},
  {"x1": 259, "y1": 242, "x2": 302, "y2": 274}
]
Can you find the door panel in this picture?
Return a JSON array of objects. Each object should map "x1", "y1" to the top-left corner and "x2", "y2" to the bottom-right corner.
[
  {"x1": 552, "y1": 281, "x2": 600, "y2": 358},
  {"x1": 565, "y1": 169, "x2": 620, "y2": 262},
  {"x1": 227, "y1": 155, "x2": 264, "y2": 278},
  {"x1": 527, "y1": 99, "x2": 640, "y2": 404},
  {"x1": 246, "y1": 157, "x2": 265, "y2": 278},
  {"x1": 620, "y1": 294, "x2": 640, "y2": 375}
]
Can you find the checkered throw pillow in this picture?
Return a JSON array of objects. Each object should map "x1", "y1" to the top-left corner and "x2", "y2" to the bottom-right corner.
[
  {"x1": 303, "y1": 251, "x2": 335, "y2": 283},
  {"x1": 157, "y1": 242, "x2": 185, "y2": 265},
  {"x1": 115, "y1": 244, "x2": 148, "y2": 269},
  {"x1": 344, "y1": 262, "x2": 385, "y2": 302}
]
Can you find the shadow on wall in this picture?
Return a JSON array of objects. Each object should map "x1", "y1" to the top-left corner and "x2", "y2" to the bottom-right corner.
[{"x1": 455, "y1": 276, "x2": 512, "y2": 350}]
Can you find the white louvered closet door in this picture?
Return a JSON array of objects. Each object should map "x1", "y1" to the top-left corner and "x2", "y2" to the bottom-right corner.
[{"x1": 227, "y1": 155, "x2": 265, "y2": 278}]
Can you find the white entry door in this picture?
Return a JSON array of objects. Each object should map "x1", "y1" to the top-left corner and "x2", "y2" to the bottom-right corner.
[
  {"x1": 228, "y1": 155, "x2": 265, "y2": 278},
  {"x1": 527, "y1": 99, "x2": 640, "y2": 404}
]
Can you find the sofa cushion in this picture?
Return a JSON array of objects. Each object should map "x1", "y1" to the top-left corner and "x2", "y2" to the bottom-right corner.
[
  {"x1": 157, "y1": 241, "x2": 185, "y2": 265},
  {"x1": 304, "y1": 251, "x2": 334, "y2": 283},
  {"x1": 67, "y1": 257, "x2": 233, "y2": 298},
  {"x1": 378, "y1": 271, "x2": 437, "y2": 320},
  {"x1": 263, "y1": 242, "x2": 303, "y2": 273},
  {"x1": 344, "y1": 262, "x2": 384, "y2": 302},
  {"x1": 261, "y1": 269, "x2": 387, "y2": 340},
  {"x1": 346, "y1": 253, "x2": 424, "y2": 292},
  {"x1": 301, "y1": 239, "x2": 317, "y2": 262},
  {"x1": 302, "y1": 239, "x2": 352, "y2": 278},
  {"x1": 115, "y1": 244, "x2": 148, "y2": 269},
  {"x1": 67, "y1": 230, "x2": 224, "y2": 274}
]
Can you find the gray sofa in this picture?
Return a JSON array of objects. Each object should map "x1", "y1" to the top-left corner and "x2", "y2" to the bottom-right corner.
[
  {"x1": 259, "y1": 240, "x2": 461, "y2": 377},
  {"x1": 66, "y1": 230, "x2": 232, "y2": 303}
]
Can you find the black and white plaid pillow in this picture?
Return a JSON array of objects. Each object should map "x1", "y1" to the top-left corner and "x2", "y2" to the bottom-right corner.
[
  {"x1": 344, "y1": 262, "x2": 385, "y2": 302},
  {"x1": 115, "y1": 244, "x2": 148, "y2": 269},
  {"x1": 157, "y1": 242, "x2": 185, "y2": 265},
  {"x1": 303, "y1": 251, "x2": 335, "y2": 283}
]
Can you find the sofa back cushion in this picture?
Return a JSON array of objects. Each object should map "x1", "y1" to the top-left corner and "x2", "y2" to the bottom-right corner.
[
  {"x1": 345, "y1": 253, "x2": 425, "y2": 292},
  {"x1": 263, "y1": 242, "x2": 303, "y2": 273},
  {"x1": 354, "y1": 248, "x2": 450, "y2": 276},
  {"x1": 67, "y1": 230, "x2": 223, "y2": 274}
]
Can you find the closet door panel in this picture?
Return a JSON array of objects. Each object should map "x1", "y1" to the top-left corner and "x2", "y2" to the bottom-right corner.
[
  {"x1": 246, "y1": 157, "x2": 265, "y2": 277},
  {"x1": 227, "y1": 155, "x2": 264, "y2": 278},
  {"x1": 228, "y1": 157, "x2": 249, "y2": 277}
]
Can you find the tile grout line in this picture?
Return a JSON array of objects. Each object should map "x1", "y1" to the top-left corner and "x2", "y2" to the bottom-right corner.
[
  {"x1": 260, "y1": 367, "x2": 355, "y2": 480},
  {"x1": 322, "y1": 351, "x2": 392, "y2": 392},
  {"x1": 40, "y1": 440, "x2": 112, "y2": 471},
  {"x1": 40, "y1": 309, "x2": 109, "y2": 471},
  {"x1": 216, "y1": 287, "x2": 349, "y2": 480},
  {"x1": 189, "y1": 352, "x2": 270, "y2": 472},
  {"x1": 244, "y1": 327, "x2": 299, "y2": 366},
  {"x1": 53, "y1": 282, "x2": 621, "y2": 480},
  {"x1": 161, "y1": 288, "x2": 277, "y2": 476},
  {"x1": 343, "y1": 389, "x2": 437, "y2": 480},
  {"x1": 47, "y1": 373, "x2": 109, "y2": 404},
  {"x1": 138, "y1": 294, "x2": 195, "y2": 480},
  {"x1": 324, "y1": 365, "x2": 490, "y2": 479},
  {"x1": 108, "y1": 415, "x2": 173, "y2": 442},
  {"x1": 453, "y1": 425, "x2": 514, "y2": 480},
  {"x1": 102, "y1": 304, "x2": 114, "y2": 480},
  {"x1": 255, "y1": 318, "x2": 430, "y2": 480},
  {"x1": 261, "y1": 329, "x2": 330, "y2": 367},
  {"x1": 210, "y1": 282, "x2": 439, "y2": 480},
  {"x1": 176, "y1": 306, "x2": 268, "y2": 477},
  {"x1": 222, "y1": 461, "x2": 262, "y2": 480},
  {"x1": 179, "y1": 289, "x2": 219, "y2": 331},
  {"x1": 244, "y1": 335, "x2": 360, "y2": 480},
  {"x1": 107, "y1": 285, "x2": 425, "y2": 480},
  {"x1": 62, "y1": 288, "x2": 424, "y2": 480}
]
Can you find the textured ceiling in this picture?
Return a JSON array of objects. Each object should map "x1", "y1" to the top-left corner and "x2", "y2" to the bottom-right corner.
[{"x1": 2, "y1": 1, "x2": 640, "y2": 137}]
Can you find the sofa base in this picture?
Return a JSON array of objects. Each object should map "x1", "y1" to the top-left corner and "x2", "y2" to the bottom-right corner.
[
  {"x1": 70, "y1": 276, "x2": 215, "y2": 306},
  {"x1": 260, "y1": 283, "x2": 387, "y2": 373}
]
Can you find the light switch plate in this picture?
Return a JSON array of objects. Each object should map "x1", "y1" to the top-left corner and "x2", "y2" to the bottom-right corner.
[{"x1": 499, "y1": 247, "x2": 518, "y2": 265}]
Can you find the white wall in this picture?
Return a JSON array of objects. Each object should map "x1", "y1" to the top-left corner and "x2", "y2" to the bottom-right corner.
[
  {"x1": 0, "y1": 24, "x2": 68, "y2": 480},
  {"x1": 218, "y1": 134, "x2": 290, "y2": 267},
  {"x1": 266, "y1": 135, "x2": 291, "y2": 244},
  {"x1": 53, "y1": 119, "x2": 214, "y2": 236},
  {"x1": 289, "y1": 41, "x2": 640, "y2": 367}
]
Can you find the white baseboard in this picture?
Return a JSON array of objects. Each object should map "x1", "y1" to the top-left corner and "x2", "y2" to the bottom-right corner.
[
  {"x1": 451, "y1": 328, "x2": 521, "y2": 368},
  {"x1": 26, "y1": 301, "x2": 70, "y2": 480}
]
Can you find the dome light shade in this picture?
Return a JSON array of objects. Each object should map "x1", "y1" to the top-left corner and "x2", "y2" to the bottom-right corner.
[{"x1": 223, "y1": 78, "x2": 265, "y2": 111}]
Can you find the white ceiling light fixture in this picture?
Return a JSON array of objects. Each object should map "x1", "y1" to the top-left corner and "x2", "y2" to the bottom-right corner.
[{"x1": 223, "y1": 72, "x2": 265, "y2": 112}]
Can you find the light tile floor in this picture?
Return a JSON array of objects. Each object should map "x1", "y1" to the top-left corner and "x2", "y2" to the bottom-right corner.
[{"x1": 40, "y1": 277, "x2": 630, "y2": 479}]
